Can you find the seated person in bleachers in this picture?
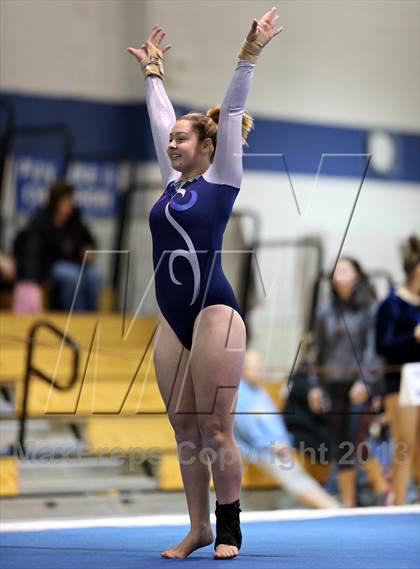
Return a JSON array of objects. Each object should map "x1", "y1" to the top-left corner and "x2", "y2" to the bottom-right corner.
[
  {"x1": 13, "y1": 179, "x2": 101, "y2": 312},
  {"x1": 233, "y1": 350, "x2": 339, "y2": 509}
]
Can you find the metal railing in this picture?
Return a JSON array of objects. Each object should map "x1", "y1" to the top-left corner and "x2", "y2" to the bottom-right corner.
[{"x1": 17, "y1": 321, "x2": 79, "y2": 453}]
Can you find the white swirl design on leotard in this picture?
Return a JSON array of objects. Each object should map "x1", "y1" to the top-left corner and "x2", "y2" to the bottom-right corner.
[{"x1": 165, "y1": 187, "x2": 200, "y2": 305}]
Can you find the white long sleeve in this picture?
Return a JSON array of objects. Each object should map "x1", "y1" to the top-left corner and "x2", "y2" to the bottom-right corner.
[
  {"x1": 204, "y1": 60, "x2": 256, "y2": 189},
  {"x1": 145, "y1": 76, "x2": 178, "y2": 188}
]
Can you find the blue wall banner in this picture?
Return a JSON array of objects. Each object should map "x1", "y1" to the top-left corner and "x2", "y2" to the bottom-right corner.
[{"x1": 67, "y1": 160, "x2": 120, "y2": 217}]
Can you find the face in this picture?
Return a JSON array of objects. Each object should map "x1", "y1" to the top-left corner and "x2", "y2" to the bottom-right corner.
[
  {"x1": 55, "y1": 195, "x2": 74, "y2": 223},
  {"x1": 332, "y1": 259, "x2": 359, "y2": 292},
  {"x1": 167, "y1": 119, "x2": 212, "y2": 172}
]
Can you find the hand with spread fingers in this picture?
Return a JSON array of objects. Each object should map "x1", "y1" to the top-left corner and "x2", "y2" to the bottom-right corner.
[
  {"x1": 127, "y1": 25, "x2": 172, "y2": 79},
  {"x1": 239, "y1": 6, "x2": 284, "y2": 63}
]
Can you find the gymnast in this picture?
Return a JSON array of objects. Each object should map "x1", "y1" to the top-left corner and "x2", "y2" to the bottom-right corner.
[{"x1": 128, "y1": 7, "x2": 283, "y2": 559}]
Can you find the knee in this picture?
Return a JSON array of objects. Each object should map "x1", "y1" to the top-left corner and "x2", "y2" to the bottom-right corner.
[
  {"x1": 169, "y1": 414, "x2": 201, "y2": 446},
  {"x1": 198, "y1": 417, "x2": 230, "y2": 450}
]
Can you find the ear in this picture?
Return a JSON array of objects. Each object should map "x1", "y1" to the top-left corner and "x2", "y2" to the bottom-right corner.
[{"x1": 201, "y1": 137, "x2": 214, "y2": 155}]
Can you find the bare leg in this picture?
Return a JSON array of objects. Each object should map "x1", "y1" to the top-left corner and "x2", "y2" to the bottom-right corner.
[
  {"x1": 153, "y1": 312, "x2": 213, "y2": 559},
  {"x1": 297, "y1": 487, "x2": 340, "y2": 508},
  {"x1": 190, "y1": 305, "x2": 246, "y2": 559},
  {"x1": 337, "y1": 467, "x2": 357, "y2": 507},
  {"x1": 413, "y1": 410, "x2": 420, "y2": 494},
  {"x1": 385, "y1": 394, "x2": 418, "y2": 505},
  {"x1": 362, "y1": 457, "x2": 387, "y2": 494},
  {"x1": 261, "y1": 452, "x2": 340, "y2": 508}
]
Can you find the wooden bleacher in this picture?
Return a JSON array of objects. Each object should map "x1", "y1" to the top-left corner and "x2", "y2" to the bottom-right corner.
[{"x1": 0, "y1": 312, "x2": 175, "y2": 495}]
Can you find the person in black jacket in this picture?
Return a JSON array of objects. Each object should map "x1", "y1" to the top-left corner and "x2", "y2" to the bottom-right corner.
[
  {"x1": 14, "y1": 179, "x2": 101, "y2": 312},
  {"x1": 304, "y1": 257, "x2": 386, "y2": 506}
]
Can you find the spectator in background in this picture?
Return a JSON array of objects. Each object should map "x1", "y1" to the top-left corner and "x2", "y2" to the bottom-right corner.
[
  {"x1": 376, "y1": 235, "x2": 420, "y2": 505},
  {"x1": 13, "y1": 179, "x2": 101, "y2": 312},
  {"x1": 234, "y1": 350, "x2": 339, "y2": 509},
  {"x1": 308, "y1": 257, "x2": 385, "y2": 507}
]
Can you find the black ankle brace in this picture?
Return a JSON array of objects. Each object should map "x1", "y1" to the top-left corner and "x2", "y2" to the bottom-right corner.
[{"x1": 214, "y1": 499, "x2": 242, "y2": 550}]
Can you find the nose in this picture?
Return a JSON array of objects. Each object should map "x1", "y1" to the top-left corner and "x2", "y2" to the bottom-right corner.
[{"x1": 168, "y1": 140, "x2": 177, "y2": 149}]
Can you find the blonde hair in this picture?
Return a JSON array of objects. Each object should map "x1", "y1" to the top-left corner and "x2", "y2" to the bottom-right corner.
[{"x1": 178, "y1": 105, "x2": 254, "y2": 162}]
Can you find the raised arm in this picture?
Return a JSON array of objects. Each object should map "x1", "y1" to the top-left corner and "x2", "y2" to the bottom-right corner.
[
  {"x1": 128, "y1": 26, "x2": 177, "y2": 188},
  {"x1": 205, "y1": 7, "x2": 283, "y2": 188},
  {"x1": 145, "y1": 76, "x2": 178, "y2": 187},
  {"x1": 204, "y1": 60, "x2": 255, "y2": 189}
]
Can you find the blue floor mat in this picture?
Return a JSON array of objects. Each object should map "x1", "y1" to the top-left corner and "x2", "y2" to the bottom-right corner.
[{"x1": 1, "y1": 511, "x2": 419, "y2": 568}]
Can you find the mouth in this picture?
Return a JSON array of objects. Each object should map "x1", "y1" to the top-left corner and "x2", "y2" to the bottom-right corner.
[{"x1": 170, "y1": 153, "x2": 182, "y2": 160}]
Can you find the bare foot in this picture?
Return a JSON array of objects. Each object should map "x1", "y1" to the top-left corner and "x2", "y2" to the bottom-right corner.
[
  {"x1": 214, "y1": 544, "x2": 239, "y2": 560},
  {"x1": 160, "y1": 527, "x2": 214, "y2": 559}
]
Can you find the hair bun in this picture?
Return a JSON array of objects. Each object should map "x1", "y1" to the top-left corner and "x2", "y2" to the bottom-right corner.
[
  {"x1": 205, "y1": 106, "x2": 220, "y2": 125},
  {"x1": 205, "y1": 104, "x2": 254, "y2": 147}
]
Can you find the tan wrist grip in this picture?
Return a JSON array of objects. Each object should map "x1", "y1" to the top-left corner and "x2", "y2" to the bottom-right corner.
[
  {"x1": 237, "y1": 26, "x2": 271, "y2": 63},
  {"x1": 140, "y1": 40, "x2": 165, "y2": 79}
]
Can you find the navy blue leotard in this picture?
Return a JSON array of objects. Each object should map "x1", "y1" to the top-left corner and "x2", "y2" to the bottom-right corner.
[{"x1": 146, "y1": 60, "x2": 255, "y2": 350}]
